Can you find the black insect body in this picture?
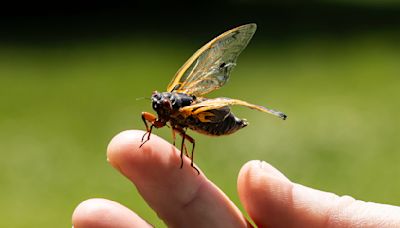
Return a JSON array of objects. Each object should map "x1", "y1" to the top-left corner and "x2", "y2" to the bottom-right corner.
[{"x1": 151, "y1": 92, "x2": 248, "y2": 136}]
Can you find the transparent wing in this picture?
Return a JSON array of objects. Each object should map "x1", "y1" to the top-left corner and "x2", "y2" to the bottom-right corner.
[
  {"x1": 167, "y1": 23, "x2": 257, "y2": 96},
  {"x1": 180, "y1": 97, "x2": 287, "y2": 120}
]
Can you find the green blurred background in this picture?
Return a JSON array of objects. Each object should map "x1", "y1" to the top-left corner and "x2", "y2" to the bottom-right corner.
[{"x1": 1, "y1": 1, "x2": 400, "y2": 227}]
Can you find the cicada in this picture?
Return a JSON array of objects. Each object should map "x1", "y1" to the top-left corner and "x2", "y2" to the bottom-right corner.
[{"x1": 140, "y1": 23, "x2": 287, "y2": 174}]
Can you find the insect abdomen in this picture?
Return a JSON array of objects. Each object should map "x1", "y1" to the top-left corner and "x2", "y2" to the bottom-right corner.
[
  {"x1": 214, "y1": 112, "x2": 248, "y2": 135},
  {"x1": 190, "y1": 112, "x2": 248, "y2": 136}
]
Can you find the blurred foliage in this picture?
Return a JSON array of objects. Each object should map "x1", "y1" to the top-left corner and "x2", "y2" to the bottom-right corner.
[{"x1": 1, "y1": 3, "x2": 400, "y2": 227}]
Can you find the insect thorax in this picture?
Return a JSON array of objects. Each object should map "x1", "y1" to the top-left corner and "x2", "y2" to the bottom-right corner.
[{"x1": 151, "y1": 92, "x2": 195, "y2": 117}]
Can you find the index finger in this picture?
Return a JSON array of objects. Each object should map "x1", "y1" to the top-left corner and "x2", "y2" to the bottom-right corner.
[{"x1": 107, "y1": 130, "x2": 250, "y2": 228}]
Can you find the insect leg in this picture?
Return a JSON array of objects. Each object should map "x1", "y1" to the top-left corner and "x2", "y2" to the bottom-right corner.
[
  {"x1": 182, "y1": 133, "x2": 199, "y2": 175},
  {"x1": 140, "y1": 112, "x2": 165, "y2": 148},
  {"x1": 141, "y1": 112, "x2": 157, "y2": 130},
  {"x1": 180, "y1": 130, "x2": 185, "y2": 169},
  {"x1": 174, "y1": 128, "x2": 199, "y2": 175},
  {"x1": 141, "y1": 112, "x2": 156, "y2": 141},
  {"x1": 139, "y1": 125, "x2": 154, "y2": 148},
  {"x1": 183, "y1": 144, "x2": 189, "y2": 157},
  {"x1": 173, "y1": 127, "x2": 189, "y2": 157},
  {"x1": 171, "y1": 127, "x2": 176, "y2": 146}
]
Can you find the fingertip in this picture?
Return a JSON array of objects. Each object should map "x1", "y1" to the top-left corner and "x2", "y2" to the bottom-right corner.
[
  {"x1": 237, "y1": 160, "x2": 295, "y2": 227},
  {"x1": 72, "y1": 198, "x2": 113, "y2": 227},
  {"x1": 72, "y1": 198, "x2": 151, "y2": 228},
  {"x1": 238, "y1": 160, "x2": 290, "y2": 184},
  {"x1": 107, "y1": 130, "x2": 192, "y2": 180},
  {"x1": 106, "y1": 130, "x2": 143, "y2": 169},
  {"x1": 238, "y1": 160, "x2": 291, "y2": 208}
]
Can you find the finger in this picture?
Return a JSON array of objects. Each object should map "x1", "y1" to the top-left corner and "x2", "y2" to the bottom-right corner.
[
  {"x1": 72, "y1": 198, "x2": 152, "y2": 228},
  {"x1": 238, "y1": 160, "x2": 400, "y2": 228},
  {"x1": 238, "y1": 161, "x2": 400, "y2": 227},
  {"x1": 107, "y1": 130, "x2": 249, "y2": 228}
]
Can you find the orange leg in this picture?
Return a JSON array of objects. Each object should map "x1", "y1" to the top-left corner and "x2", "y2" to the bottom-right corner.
[{"x1": 140, "y1": 112, "x2": 165, "y2": 148}]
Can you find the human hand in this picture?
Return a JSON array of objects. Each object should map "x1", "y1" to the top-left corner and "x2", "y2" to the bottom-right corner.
[{"x1": 72, "y1": 130, "x2": 400, "y2": 227}]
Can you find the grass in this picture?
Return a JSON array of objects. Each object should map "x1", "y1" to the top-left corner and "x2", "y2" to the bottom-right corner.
[{"x1": 0, "y1": 32, "x2": 400, "y2": 227}]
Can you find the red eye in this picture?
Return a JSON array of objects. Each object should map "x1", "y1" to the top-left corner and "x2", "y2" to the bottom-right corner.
[{"x1": 162, "y1": 99, "x2": 172, "y2": 108}]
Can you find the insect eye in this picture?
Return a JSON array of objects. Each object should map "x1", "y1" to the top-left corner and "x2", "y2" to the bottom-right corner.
[{"x1": 162, "y1": 100, "x2": 169, "y2": 105}]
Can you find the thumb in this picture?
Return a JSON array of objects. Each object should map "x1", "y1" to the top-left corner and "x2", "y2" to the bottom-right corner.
[{"x1": 237, "y1": 160, "x2": 400, "y2": 228}]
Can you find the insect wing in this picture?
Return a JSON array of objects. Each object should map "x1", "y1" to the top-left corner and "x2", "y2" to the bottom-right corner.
[
  {"x1": 180, "y1": 97, "x2": 287, "y2": 120},
  {"x1": 167, "y1": 24, "x2": 257, "y2": 96}
]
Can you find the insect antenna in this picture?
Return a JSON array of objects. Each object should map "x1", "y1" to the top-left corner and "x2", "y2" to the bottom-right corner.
[{"x1": 136, "y1": 97, "x2": 151, "y2": 101}]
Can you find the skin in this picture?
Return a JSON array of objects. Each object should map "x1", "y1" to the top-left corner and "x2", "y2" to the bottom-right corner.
[{"x1": 72, "y1": 130, "x2": 400, "y2": 228}]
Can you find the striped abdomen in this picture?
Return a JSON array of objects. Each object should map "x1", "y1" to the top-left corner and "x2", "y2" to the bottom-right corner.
[{"x1": 186, "y1": 107, "x2": 248, "y2": 136}]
